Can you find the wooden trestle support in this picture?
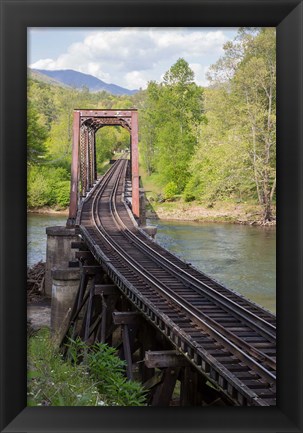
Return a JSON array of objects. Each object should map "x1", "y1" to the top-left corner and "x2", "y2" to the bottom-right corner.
[{"x1": 60, "y1": 240, "x2": 230, "y2": 407}]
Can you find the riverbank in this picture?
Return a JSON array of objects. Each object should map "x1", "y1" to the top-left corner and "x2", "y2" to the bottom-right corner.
[
  {"x1": 146, "y1": 200, "x2": 276, "y2": 226},
  {"x1": 27, "y1": 199, "x2": 276, "y2": 226},
  {"x1": 27, "y1": 207, "x2": 69, "y2": 216}
]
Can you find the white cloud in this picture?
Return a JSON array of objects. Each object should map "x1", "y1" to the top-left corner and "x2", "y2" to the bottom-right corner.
[
  {"x1": 31, "y1": 58, "x2": 57, "y2": 69},
  {"x1": 125, "y1": 71, "x2": 148, "y2": 90},
  {"x1": 189, "y1": 63, "x2": 210, "y2": 87},
  {"x1": 29, "y1": 28, "x2": 231, "y2": 89}
]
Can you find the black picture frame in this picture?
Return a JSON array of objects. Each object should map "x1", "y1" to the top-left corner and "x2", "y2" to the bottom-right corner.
[{"x1": 1, "y1": 0, "x2": 302, "y2": 432}]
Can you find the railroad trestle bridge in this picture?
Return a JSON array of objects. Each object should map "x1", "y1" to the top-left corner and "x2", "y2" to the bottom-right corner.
[{"x1": 49, "y1": 109, "x2": 276, "y2": 407}]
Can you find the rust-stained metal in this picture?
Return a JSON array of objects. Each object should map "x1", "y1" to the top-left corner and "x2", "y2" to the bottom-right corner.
[
  {"x1": 68, "y1": 111, "x2": 80, "y2": 225},
  {"x1": 79, "y1": 125, "x2": 86, "y2": 196},
  {"x1": 78, "y1": 109, "x2": 135, "y2": 117},
  {"x1": 68, "y1": 108, "x2": 140, "y2": 227}
]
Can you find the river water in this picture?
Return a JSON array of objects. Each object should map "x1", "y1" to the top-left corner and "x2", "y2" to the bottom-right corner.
[{"x1": 27, "y1": 214, "x2": 276, "y2": 313}]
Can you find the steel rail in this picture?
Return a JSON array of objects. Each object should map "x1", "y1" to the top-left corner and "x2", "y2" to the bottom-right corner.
[
  {"x1": 117, "y1": 206, "x2": 276, "y2": 341},
  {"x1": 87, "y1": 159, "x2": 275, "y2": 386},
  {"x1": 118, "y1": 225, "x2": 276, "y2": 362},
  {"x1": 109, "y1": 161, "x2": 276, "y2": 376}
]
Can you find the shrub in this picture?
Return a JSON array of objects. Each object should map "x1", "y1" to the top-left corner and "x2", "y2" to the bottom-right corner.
[
  {"x1": 27, "y1": 166, "x2": 70, "y2": 209},
  {"x1": 67, "y1": 338, "x2": 147, "y2": 406},
  {"x1": 27, "y1": 169, "x2": 52, "y2": 208},
  {"x1": 163, "y1": 181, "x2": 179, "y2": 200},
  {"x1": 54, "y1": 180, "x2": 70, "y2": 209}
]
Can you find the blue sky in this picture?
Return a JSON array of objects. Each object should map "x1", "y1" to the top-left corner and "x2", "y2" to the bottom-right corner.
[{"x1": 28, "y1": 27, "x2": 238, "y2": 89}]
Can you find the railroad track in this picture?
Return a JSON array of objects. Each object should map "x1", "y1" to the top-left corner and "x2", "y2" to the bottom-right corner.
[{"x1": 79, "y1": 158, "x2": 276, "y2": 406}]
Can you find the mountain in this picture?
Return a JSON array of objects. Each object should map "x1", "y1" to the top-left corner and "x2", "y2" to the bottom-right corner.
[
  {"x1": 31, "y1": 69, "x2": 138, "y2": 95},
  {"x1": 28, "y1": 68, "x2": 72, "y2": 89}
]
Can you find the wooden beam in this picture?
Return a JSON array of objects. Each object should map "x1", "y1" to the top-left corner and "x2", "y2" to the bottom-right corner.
[
  {"x1": 69, "y1": 260, "x2": 80, "y2": 268},
  {"x1": 82, "y1": 265, "x2": 104, "y2": 275},
  {"x1": 71, "y1": 241, "x2": 87, "y2": 250},
  {"x1": 122, "y1": 325, "x2": 133, "y2": 380},
  {"x1": 95, "y1": 284, "x2": 118, "y2": 296},
  {"x1": 151, "y1": 367, "x2": 180, "y2": 406},
  {"x1": 180, "y1": 367, "x2": 199, "y2": 406},
  {"x1": 112, "y1": 311, "x2": 141, "y2": 325},
  {"x1": 145, "y1": 350, "x2": 189, "y2": 368},
  {"x1": 143, "y1": 372, "x2": 163, "y2": 390},
  {"x1": 75, "y1": 251, "x2": 93, "y2": 259}
]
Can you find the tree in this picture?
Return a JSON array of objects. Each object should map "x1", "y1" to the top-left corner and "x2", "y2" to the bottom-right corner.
[
  {"x1": 27, "y1": 102, "x2": 48, "y2": 165},
  {"x1": 204, "y1": 28, "x2": 276, "y2": 222},
  {"x1": 231, "y1": 29, "x2": 276, "y2": 221},
  {"x1": 184, "y1": 85, "x2": 250, "y2": 204},
  {"x1": 139, "y1": 83, "x2": 160, "y2": 175},
  {"x1": 140, "y1": 58, "x2": 204, "y2": 193}
]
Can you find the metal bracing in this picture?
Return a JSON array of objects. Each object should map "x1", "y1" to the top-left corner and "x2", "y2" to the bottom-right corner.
[
  {"x1": 79, "y1": 125, "x2": 87, "y2": 196},
  {"x1": 88, "y1": 128, "x2": 94, "y2": 189},
  {"x1": 67, "y1": 109, "x2": 139, "y2": 227}
]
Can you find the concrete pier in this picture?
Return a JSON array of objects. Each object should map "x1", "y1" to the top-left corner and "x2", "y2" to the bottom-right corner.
[
  {"x1": 139, "y1": 188, "x2": 146, "y2": 226},
  {"x1": 45, "y1": 226, "x2": 79, "y2": 296},
  {"x1": 50, "y1": 267, "x2": 80, "y2": 341},
  {"x1": 142, "y1": 226, "x2": 158, "y2": 239}
]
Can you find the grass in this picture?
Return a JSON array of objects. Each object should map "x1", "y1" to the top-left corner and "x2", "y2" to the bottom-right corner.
[
  {"x1": 27, "y1": 328, "x2": 146, "y2": 406},
  {"x1": 27, "y1": 328, "x2": 104, "y2": 406},
  {"x1": 139, "y1": 166, "x2": 163, "y2": 196}
]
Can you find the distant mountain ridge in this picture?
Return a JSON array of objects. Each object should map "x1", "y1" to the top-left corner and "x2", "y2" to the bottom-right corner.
[
  {"x1": 28, "y1": 68, "x2": 72, "y2": 89},
  {"x1": 31, "y1": 68, "x2": 138, "y2": 95}
]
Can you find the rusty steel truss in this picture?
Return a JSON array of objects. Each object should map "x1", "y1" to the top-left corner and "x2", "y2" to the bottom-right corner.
[{"x1": 68, "y1": 109, "x2": 139, "y2": 226}]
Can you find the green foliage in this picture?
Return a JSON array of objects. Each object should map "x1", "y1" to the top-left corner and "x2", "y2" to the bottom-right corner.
[
  {"x1": 28, "y1": 329, "x2": 146, "y2": 407},
  {"x1": 27, "y1": 77, "x2": 134, "y2": 209},
  {"x1": 164, "y1": 181, "x2": 179, "y2": 200},
  {"x1": 184, "y1": 28, "x2": 276, "y2": 221},
  {"x1": 95, "y1": 126, "x2": 130, "y2": 172},
  {"x1": 27, "y1": 166, "x2": 70, "y2": 209},
  {"x1": 27, "y1": 102, "x2": 48, "y2": 165},
  {"x1": 233, "y1": 29, "x2": 276, "y2": 220},
  {"x1": 55, "y1": 180, "x2": 71, "y2": 208},
  {"x1": 66, "y1": 338, "x2": 146, "y2": 406},
  {"x1": 27, "y1": 328, "x2": 105, "y2": 406},
  {"x1": 182, "y1": 176, "x2": 199, "y2": 202},
  {"x1": 139, "y1": 58, "x2": 204, "y2": 192}
]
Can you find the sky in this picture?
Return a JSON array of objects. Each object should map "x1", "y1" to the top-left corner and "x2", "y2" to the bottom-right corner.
[{"x1": 28, "y1": 27, "x2": 238, "y2": 90}]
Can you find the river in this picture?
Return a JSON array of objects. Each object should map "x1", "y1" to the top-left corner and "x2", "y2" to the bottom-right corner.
[{"x1": 27, "y1": 214, "x2": 276, "y2": 313}]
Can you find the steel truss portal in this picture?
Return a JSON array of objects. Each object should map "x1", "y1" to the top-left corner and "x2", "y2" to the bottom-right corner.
[{"x1": 68, "y1": 109, "x2": 139, "y2": 226}]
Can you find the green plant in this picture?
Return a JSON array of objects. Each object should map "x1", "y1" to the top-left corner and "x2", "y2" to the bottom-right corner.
[
  {"x1": 54, "y1": 180, "x2": 70, "y2": 208},
  {"x1": 66, "y1": 339, "x2": 147, "y2": 406},
  {"x1": 27, "y1": 328, "x2": 105, "y2": 406},
  {"x1": 164, "y1": 181, "x2": 179, "y2": 200},
  {"x1": 27, "y1": 166, "x2": 70, "y2": 209}
]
